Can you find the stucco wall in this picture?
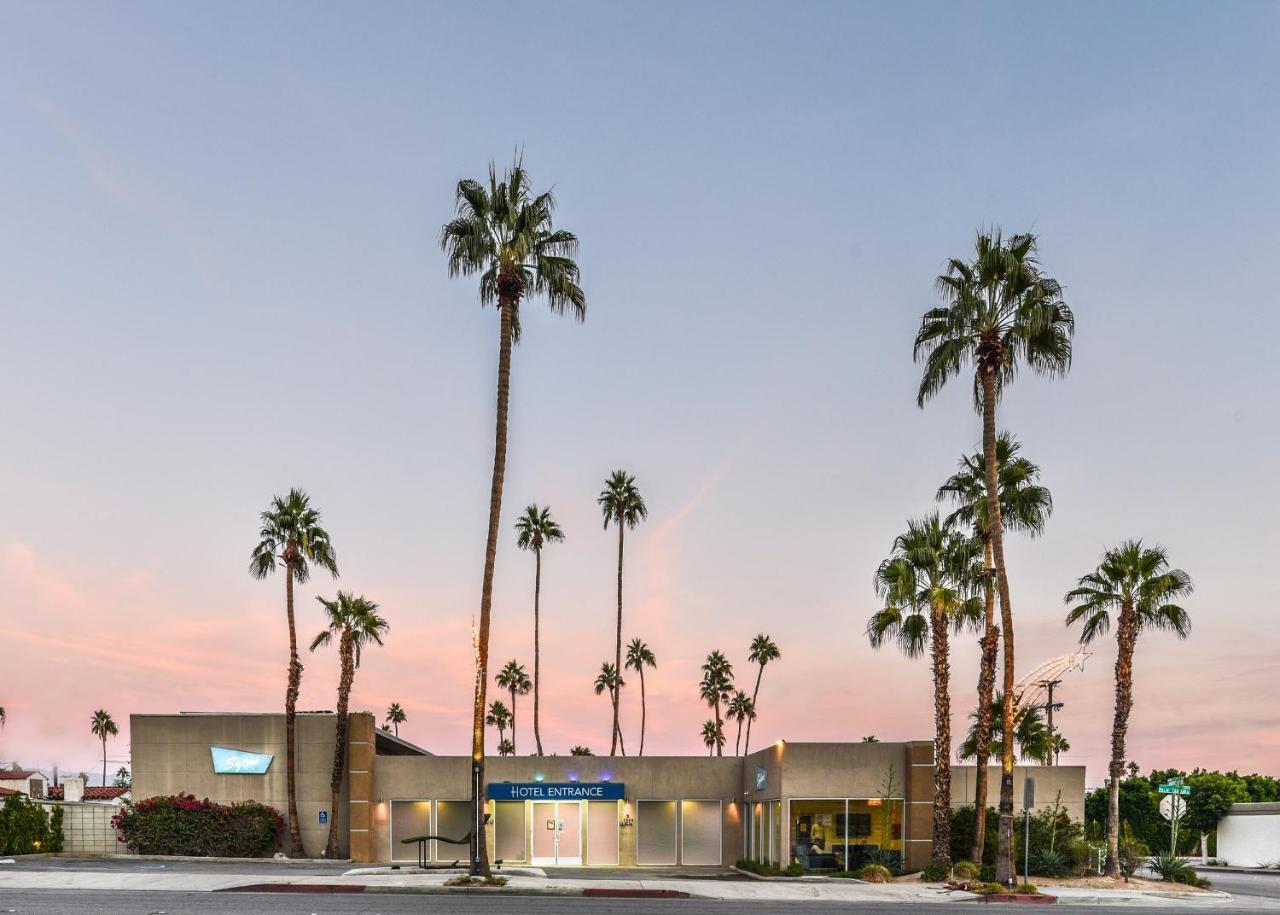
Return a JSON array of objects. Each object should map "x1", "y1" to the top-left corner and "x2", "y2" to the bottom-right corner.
[
  {"x1": 1217, "y1": 803, "x2": 1280, "y2": 868},
  {"x1": 47, "y1": 801, "x2": 131, "y2": 855},
  {"x1": 131, "y1": 712, "x2": 362, "y2": 859},
  {"x1": 950, "y1": 764, "x2": 1086, "y2": 821}
]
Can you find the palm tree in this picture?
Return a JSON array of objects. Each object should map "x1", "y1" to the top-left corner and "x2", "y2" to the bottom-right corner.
[
  {"x1": 867, "y1": 514, "x2": 983, "y2": 870},
  {"x1": 495, "y1": 661, "x2": 532, "y2": 755},
  {"x1": 958, "y1": 692, "x2": 1054, "y2": 766},
  {"x1": 624, "y1": 638, "x2": 657, "y2": 757},
  {"x1": 727, "y1": 691, "x2": 756, "y2": 756},
  {"x1": 937, "y1": 432, "x2": 1052, "y2": 862},
  {"x1": 861, "y1": 735, "x2": 879, "y2": 743},
  {"x1": 441, "y1": 160, "x2": 585, "y2": 877},
  {"x1": 569, "y1": 745, "x2": 593, "y2": 756},
  {"x1": 915, "y1": 230, "x2": 1074, "y2": 882},
  {"x1": 486, "y1": 700, "x2": 511, "y2": 752},
  {"x1": 598, "y1": 471, "x2": 647, "y2": 756},
  {"x1": 514, "y1": 504, "x2": 565, "y2": 757},
  {"x1": 699, "y1": 651, "x2": 734, "y2": 757},
  {"x1": 700, "y1": 719, "x2": 723, "y2": 756},
  {"x1": 742, "y1": 634, "x2": 780, "y2": 755},
  {"x1": 1064, "y1": 540, "x2": 1192, "y2": 877},
  {"x1": 498, "y1": 738, "x2": 515, "y2": 757},
  {"x1": 593, "y1": 662, "x2": 625, "y2": 752},
  {"x1": 249, "y1": 488, "x2": 339, "y2": 858},
  {"x1": 89, "y1": 710, "x2": 118, "y2": 788},
  {"x1": 0, "y1": 707, "x2": 6, "y2": 729},
  {"x1": 385, "y1": 703, "x2": 407, "y2": 738},
  {"x1": 309, "y1": 591, "x2": 388, "y2": 858}
]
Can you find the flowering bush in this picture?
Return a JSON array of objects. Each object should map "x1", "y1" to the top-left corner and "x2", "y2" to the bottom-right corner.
[{"x1": 112, "y1": 794, "x2": 284, "y2": 857}]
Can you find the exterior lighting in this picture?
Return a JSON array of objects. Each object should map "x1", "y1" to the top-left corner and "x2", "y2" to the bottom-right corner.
[
  {"x1": 600, "y1": 771, "x2": 612, "y2": 782},
  {"x1": 534, "y1": 773, "x2": 545, "y2": 782},
  {"x1": 568, "y1": 772, "x2": 579, "y2": 782}
]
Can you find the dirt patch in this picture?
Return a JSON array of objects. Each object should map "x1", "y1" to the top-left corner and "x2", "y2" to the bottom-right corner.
[{"x1": 1032, "y1": 875, "x2": 1209, "y2": 894}]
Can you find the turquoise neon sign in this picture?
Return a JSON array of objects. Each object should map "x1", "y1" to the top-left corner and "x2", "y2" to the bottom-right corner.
[{"x1": 211, "y1": 746, "x2": 273, "y2": 774}]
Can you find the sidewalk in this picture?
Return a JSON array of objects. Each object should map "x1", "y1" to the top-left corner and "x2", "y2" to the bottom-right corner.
[{"x1": 0, "y1": 862, "x2": 1245, "y2": 905}]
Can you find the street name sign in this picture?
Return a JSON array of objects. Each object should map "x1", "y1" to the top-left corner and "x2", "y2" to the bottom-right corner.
[{"x1": 1158, "y1": 784, "x2": 1191, "y2": 796}]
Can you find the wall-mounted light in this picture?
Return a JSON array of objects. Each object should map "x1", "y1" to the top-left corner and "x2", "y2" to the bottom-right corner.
[
  {"x1": 534, "y1": 773, "x2": 545, "y2": 782},
  {"x1": 600, "y1": 771, "x2": 612, "y2": 782},
  {"x1": 568, "y1": 772, "x2": 579, "y2": 782}
]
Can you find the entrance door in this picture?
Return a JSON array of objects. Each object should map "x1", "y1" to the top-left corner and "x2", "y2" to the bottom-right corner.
[{"x1": 531, "y1": 801, "x2": 582, "y2": 865}]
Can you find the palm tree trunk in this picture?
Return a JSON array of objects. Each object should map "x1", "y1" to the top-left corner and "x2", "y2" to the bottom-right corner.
[
  {"x1": 284, "y1": 561, "x2": 305, "y2": 858},
  {"x1": 638, "y1": 668, "x2": 647, "y2": 757},
  {"x1": 714, "y1": 697, "x2": 723, "y2": 758},
  {"x1": 533, "y1": 548, "x2": 544, "y2": 757},
  {"x1": 735, "y1": 718, "x2": 743, "y2": 756},
  {"x1": 325, "y1": 632, "x2": 354, "y2": 858},
  {"x1": 470, "y1": 294, "x2": 515, "y2": 877},
  {"x1": 509, "y1": 688, "x2": 517, "y2": 756},
  {"x1": 931, "y1": 606, "x2": 953, "y2": 868},
  {"x1": 611, "y1": 522, "x2": 624, "y2": 755},
  {"x1": 981, "y1": 366, "x2": 1017, "y2": 885},
  {"x1": 1106, "y1": 602, "x2": 1138, "y2": 878},
  {"x1": 744, "y1": 664, "x2": 764, "y2": 756},
  {"x1": 102, "y1": 738, "x2": 107, "y2": 788},
  {"x1": 972, "y1": 536, "x2": 998, "y2": 864}
]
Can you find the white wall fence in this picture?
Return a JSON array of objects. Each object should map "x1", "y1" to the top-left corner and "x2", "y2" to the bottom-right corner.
[
  {"x1": 1216, "y1": 802, "x2": 1280, "y2": 868},
  {"x1": 38, "y1": 801, "x2": 133, "y2": 856}
]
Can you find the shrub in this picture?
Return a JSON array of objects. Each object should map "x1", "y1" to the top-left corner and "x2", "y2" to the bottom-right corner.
[
  {"x1": 866, "y1": 847, "x2": 903, "y2": 874},
  {"x1": 920, "y1": 862, "x2": 950, "y2": 882},
  {"x1": 1117, "y1": 828, "x2": 1149, "y2": 882},
  {"x1": 969, "y1": 882, "x2": 1006, "y2": 895},
  {"x1": 1063, "y1": 838, "x2": 1102, "y2": 875},
  {"x1": 112, "y1": 794, "x2": 284, "y2": 857},
  {"x1": 784, "y1": 862, "x2": 804, "y2": 877},
  {"x1": 445, "y1": 875, "x2": 508, "y2": 887},
  {"x1": 1150, "y1": 853, "x2": 1202, "y2": 885},
  {"x1": 1015, "y1": 882, "x2": 1038, "y2": 894},
  {"x1": 1030, "y1": 848, "x2": 1070, "y2": 877},
  {"x1": 952, "y1": 860, "x2": 980, "y2": 879},
  {"x1": 0, "y1": 795, "x2": 62, "y2": 855},
  {"x1": 858, "y1": 863, "x2": 893, "y2": 883}
]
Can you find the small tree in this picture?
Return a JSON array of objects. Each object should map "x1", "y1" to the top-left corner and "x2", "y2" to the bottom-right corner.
[{"x1": 1185, "y1": 771, "x2": 1248, "y2": 859}]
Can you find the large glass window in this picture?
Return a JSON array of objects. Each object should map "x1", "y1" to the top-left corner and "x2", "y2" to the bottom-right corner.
[
  {"x1": 389, "y1": 800, "x2": 430, "y2": 863},
  {"x1": 680, "y1": 800, "x2": 721, "y2": 865},
  {"x1": 434, "y1": 800, "x2": 471, "y2": 863},
  {"x1": 636, "y1": 800, "x2": 677, "y2": 865},
  {"x1": 494, "y1": 801, "x2": 526, "y2": 863},
  {"x1": 787, "y1": 799, "x2": 904, "y2": 871}
]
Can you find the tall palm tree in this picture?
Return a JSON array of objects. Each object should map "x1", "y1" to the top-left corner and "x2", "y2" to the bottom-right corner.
[
  {"x1": 593, "y1": 663, "x2": 624, "y2": 752},
  {"x1": 498, "y1": 738, "x2": 515, "y2": 757},
  {"x1": 915, "y1": 230, "x2": 1074, "y2": 882},
  {"x1": 89, "y1": 710, "x2": 117, "y2": 788},
  {"x1": 598, "y1": 471, "x2": 647, "y2": 756},
  {"x1": 514, "y1": 504, "x2": 565, "y2": 757},
  {"x1": 937, "y1": 432, "x2": 1052, "y2": 862},
  {"x1": 485, "y1": 700, "x2": 511, "y2": 752},
  {"x1": 742, "y1": 634, "x2": 780, "y2": 755},
  {"x1": 441, "y1": 160, "x2": 585, "y2": 877},
  {"x1": 249, "y1": 488, "x2": 339, "y2": 858},
  {"x1": 1064, "y1": 540, "x2": 1192, "y2": 877},
  {"x1": 495, "y1": 661, "x2": 532, "y2": 755},
  {"x1": 699, "y1": 651, "x2": 734, "y2": 757},
  {"x1": 727, "y1": 691, "x2": 756, "y2": 756},
  {"x1": 624, "y1": 638, "x2": 657, "y2": 756},
  {"x1": 958, "y1": 692, "x2": 1054, "y2": 766},
  {"x1": 385, "y1": 703, "x2": 407, "y2": 738},
  {"x1": 0, "y1": 707, "x2": 6, "y2": 729},
  {"x1": 867, "y1": 514, "x2": 983, "y2": 870},
  {"x1": 700, "y1": 719, "x2": 723, "y2": 756},
  {"x1": 310, "y1": 592, "x2": 389, "y2": 858}
]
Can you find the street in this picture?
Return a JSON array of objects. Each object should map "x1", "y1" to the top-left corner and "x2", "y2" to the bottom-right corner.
[{"x1": 0, "y1": 890, "x2": 1277, "y2": 915}]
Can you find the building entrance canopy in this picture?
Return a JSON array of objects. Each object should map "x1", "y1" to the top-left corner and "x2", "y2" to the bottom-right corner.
[{"x1": 488, "y1": 782, "x2": 625, "y2": 801}]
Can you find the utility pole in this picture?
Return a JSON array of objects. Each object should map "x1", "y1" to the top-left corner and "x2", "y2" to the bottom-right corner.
[{"x1": 1037, "y1": 679, "x2": 1063, "y2": 766}]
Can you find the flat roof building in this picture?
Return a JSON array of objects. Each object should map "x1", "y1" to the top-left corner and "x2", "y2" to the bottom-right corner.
[{"x1": 132, "y1": 712, "x2": 1084, "y2": 870}]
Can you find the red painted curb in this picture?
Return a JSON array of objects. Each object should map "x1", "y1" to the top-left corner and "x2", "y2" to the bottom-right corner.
[
  {"x1": 216, "y1": 884, "x2": 367, "y2": 894},
  {"x1": 583, "y1": 889, "x2": 691, "y2": 899}
]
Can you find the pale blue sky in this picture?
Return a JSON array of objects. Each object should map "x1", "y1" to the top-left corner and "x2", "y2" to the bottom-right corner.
[{"x1": 1, "y1": 2, "x2": 1277, "y2": 780}]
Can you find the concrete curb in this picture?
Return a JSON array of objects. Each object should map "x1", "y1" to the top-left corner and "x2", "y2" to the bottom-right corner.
[
  {"x1": 101, "y1": 853, "x2": 351, "y2": 865},
  {"x1": 1195, "y1": 865, "x2": 1280, "y2": 876}
]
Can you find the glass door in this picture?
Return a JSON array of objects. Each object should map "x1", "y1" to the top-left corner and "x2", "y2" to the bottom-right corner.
[{"x1": 531, "y1": 801, "x2": 582, "y2": 865}]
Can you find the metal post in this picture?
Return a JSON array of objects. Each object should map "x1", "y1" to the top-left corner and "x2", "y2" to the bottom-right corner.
[{"x1": 1024, "y1": 809, "x2": 1030, "y2": 885}]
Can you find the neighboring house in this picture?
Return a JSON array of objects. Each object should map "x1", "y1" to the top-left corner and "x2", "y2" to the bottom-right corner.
[
  {"x1": 0, "y1": 766, "x2": 51, "y2": 798},
  {"x1": 46, "y1": 782, "x2": 131, "y2": 804},
  {"x1": 1216, "y1": 803, "x2": 1280, "y2": 868}
]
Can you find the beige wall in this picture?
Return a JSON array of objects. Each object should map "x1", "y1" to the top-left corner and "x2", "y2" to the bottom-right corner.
[
  {"x1": 951, "y1": 765, "x2": 1086, "y2": 822},
  {"x1": 132, "y1": 712, "x2": 364, "y2": 859},
  {"x1": 47, "y1": 801, "x2": 131, "y2": 856}
]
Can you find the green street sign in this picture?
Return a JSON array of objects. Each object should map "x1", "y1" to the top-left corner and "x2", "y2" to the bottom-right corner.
[{"x1": 1158, "y1": 784, "x2": 1191, "y2": 796}]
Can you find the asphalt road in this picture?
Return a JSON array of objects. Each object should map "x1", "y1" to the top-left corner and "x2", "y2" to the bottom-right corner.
[
  {"x1": 0, "y1": 892, "x2": 1275, "y2": 915},
  {"x1": 1195, "y1": 869, "x2": 1280, "y2": 900}
]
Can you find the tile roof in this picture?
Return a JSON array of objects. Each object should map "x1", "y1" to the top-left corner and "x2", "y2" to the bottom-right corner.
[
  {"x1": 0, "y1": 769, "x2": 40, "y2": 780},
  {"x1": 0, "y1": 787, "x2": 20, "y2": 797},
  {"x1": 44, "y1": 785, "x2": 129, "y2": 801}
]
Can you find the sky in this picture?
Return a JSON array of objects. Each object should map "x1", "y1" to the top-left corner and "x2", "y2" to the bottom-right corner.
[{"x1": 1, "y1": 1, "x2": 1277, "y2": 788}]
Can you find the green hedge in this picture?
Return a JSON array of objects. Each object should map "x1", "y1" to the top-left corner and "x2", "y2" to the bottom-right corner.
[
  {"x1": 112, "y1": 794, "x2": 284, "y2": 857},
  {"x1": 0, "y1": 794, "x2": 63, "y2": 854}
]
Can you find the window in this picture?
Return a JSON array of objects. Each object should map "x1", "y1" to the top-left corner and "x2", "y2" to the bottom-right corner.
[
  {"x1": 586, "y1": 801, "x2": 619, "y2": 865},
  {"x1": 680, "y1": 800, "x2": 721, "y2": 865},
  {"x1": 788, "y1": 798, "x2": 904, "y2": 872},
  {"x1": 434, "y1": 800, "x2": 471, "y2": 863},
  {"x1": 494, "y1": 801, "x2": 526, "y2": 863},
  {"x1": 636, "y1": 800, "x2": 677, "y2": 865}
]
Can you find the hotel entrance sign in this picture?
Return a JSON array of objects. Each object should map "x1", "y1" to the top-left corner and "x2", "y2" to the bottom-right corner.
[
  {"x1": 487, "y1": 782, "x2": 625, "y2": 801},
  {"x1": 210, "y1": 746, "x2": 273, "y2": 774}
]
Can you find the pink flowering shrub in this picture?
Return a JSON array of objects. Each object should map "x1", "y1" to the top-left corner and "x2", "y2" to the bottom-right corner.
[{"x1": 112, "y1": 794, "x2": 284, "y2": 857}]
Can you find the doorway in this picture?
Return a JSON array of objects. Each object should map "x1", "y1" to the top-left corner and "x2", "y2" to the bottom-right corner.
[{"x1": 531, "y1": 801, "x2": 582, "y2": 865}]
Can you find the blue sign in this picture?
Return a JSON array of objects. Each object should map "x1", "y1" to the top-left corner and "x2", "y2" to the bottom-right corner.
[
  {"x1": 488, "y1": 782, "x2": 625, "y2": 801},
  {"x1": 318, "y1": 810, "x2": 329, "y2": 824},
  {"x1": 210, "y1": 746, "x2": 273, "y2": 774},
  {"x1": 755, "y1": 767, "x2": 768, "y2": 790}
]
